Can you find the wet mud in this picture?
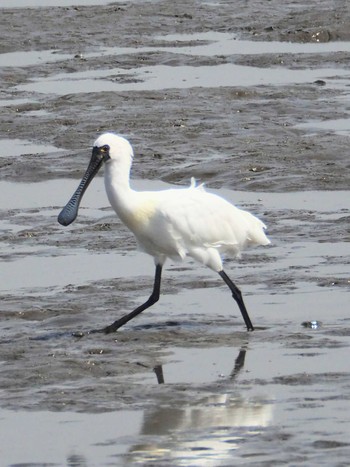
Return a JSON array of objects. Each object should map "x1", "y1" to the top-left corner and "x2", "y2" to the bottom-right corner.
[{"x1": 1, "y1": 1, "x2": 350, "y2": 466}]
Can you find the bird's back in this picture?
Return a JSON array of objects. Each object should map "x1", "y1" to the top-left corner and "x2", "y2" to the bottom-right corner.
[{"x1": 132, "y1": 183, "x2": 269, "y2": 270}]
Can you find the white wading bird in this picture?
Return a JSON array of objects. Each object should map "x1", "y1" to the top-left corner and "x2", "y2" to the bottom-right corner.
[{"x1": 58, "y1": 133, "x2": 270, "y2": 333}]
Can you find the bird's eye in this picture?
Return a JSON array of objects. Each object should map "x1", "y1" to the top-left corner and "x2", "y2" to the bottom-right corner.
[{"x1": 100, "y1": 145, "x2": 109, "y2": 153}]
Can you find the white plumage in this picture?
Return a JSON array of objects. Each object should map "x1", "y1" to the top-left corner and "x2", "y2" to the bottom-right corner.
[
  {"x1": 58, "y1": 132, "x2": 270, "y2": 333},
  {"x1": 101, "y1": 133, "x2": 269, "y2": 270}
]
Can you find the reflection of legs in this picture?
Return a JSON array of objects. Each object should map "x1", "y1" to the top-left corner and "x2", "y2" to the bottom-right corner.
[
  {"x1": 153, "y1": 365, "x2": 165, "y2": 384},
  {"x1": 92, "y1": 264, "x2": 162, "y2": 334},
  {"x1": 230, "y1": 347, "x2": 247, "y2": 379},
  {"x1": 153, "y1": 347, "x2": 247, "y2": 385},
  {"x1": 218, "y1": 270, "x2": 254, "y2": 331}
]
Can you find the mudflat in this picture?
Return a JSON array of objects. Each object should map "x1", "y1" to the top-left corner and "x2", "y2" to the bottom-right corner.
[{"x1": 1, "y1": 1, "x2": 350, "y2": 465}]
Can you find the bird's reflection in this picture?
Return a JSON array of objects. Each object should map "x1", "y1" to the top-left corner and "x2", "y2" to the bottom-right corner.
[
  {"x1": 152, "y1": 346, "x2": 247, "y2": 385},
  {"x1": 66, "y1": 453, "x2": 88, "y2": 467},
  {"x1": 127, "y1": 346, "x2": 272, "y2": 466},
  {"x1": 230, "y1": 347, "x2": 246, "y2": 378}
]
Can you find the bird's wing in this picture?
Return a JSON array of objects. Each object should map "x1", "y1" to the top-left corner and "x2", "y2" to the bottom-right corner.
[{"x1": 155, "y1": 187, "x2": 249, "y2": 250}]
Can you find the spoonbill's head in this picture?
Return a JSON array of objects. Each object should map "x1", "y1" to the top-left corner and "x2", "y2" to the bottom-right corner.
[
  {"x1": 93, "y1": 132, "x2": 134, "y2": 164},
  {"x1": 58, "y1": 132, "x2": 132, "y2": 226}
]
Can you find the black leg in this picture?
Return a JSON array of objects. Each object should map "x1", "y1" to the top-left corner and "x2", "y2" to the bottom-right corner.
[
  {"x1": 153, "y1": 365, "x2": 165, "y2": 384},
  {"x1": 91, "y1": 264, "x2": 162, "y2": 334},
  {"x1": 219, "y1": 270, "x2": 254, "y2": 331}
]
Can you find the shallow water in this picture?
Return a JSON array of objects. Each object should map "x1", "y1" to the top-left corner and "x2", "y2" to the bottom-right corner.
[
  {"x1": 0, "y1": 138, "x2": 61, "y2": 157},
  {"x1": 1, "y1": 1, "x2": 350, "y2": 466},
  {"x1": 0, "y1": 50, "x2": 72, "y2": 67},
  {"x1": 2, "y1": 0, "x2": 116, "y2": 7},
  {"x1": 295, "y1": 117, "x2": 350, "y2": 136},
  {"x1": 13, "y1": 31, "x2": 350, "y2": 95},
  {"x1": 0, "y1": 408, "x2": 143, "y2": 465},
  {"x1": 17, "y1": 63, "x2": 350, "y2": 95},
  {"x1": 1, "y1": 175, "x2": 350, "y2": 465}
]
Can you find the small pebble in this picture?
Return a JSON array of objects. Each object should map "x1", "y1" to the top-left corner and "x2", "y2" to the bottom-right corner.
[
  {"x1": 301, "y1": 320, "x2": 321, "y2": 329},
  {"x1": 72, "y1": 331, "x2": 85, "y2": 338}
]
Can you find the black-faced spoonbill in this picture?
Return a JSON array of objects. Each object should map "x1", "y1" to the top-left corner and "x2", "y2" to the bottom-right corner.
[{"x1": 58, "y1": 133, "x2": 270, "y2": 333}]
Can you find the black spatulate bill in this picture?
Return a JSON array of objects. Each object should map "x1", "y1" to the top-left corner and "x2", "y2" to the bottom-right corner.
[{"x1": 58, "y1": 147, "x2": 105, "y2": 226}]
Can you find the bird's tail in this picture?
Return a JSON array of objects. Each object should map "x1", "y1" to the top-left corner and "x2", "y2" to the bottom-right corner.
[{"x1": 244, "y1": 212, "x2": 271, "y2": 247}]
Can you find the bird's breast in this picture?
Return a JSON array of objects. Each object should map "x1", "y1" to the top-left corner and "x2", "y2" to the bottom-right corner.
[{"x1": 118, "y1": 199, "x2": 158, "y2": 234}]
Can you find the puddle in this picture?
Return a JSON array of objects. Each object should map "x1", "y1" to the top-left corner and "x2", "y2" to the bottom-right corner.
[
  {"x1": 153, "y1": 31, "x2": 350, "y2": 55},
  {"x1": 140, "y1": 340, "x2": 350, "y2": 385},
  {"x1": 127, "y1": 395, "x2": 273, "y2": 466},
  {"x1": 22, "y1": 108, "x2": 51, "y2": 117},
  {"x1": 0, "y1": 394, "x2": 273, "y2": 466},
  {"x1": 0, "y1": 138, "x2": 62, "y2": 157},
  {"x1": 10, "y1": 31, "x2": 350, "y2": 94},
  {"x1": 1, "y1": 250, "x2": 155, "y2": 293},
  {"x1": 1, "y1": 0, "x2": 117, "y2": 7},
  {"x1": 3, "y1": 176, "x2": 350, "y2": 210},
  {"x1": 3, "y1": 31, "x2": 350, "y2": 70},
  {"x1": 123, "y1": 340, "x2": 350, "y2": 465},
  {"x1": 295, "y1": 117, "x2": 350, "y2": 136},
  {"x1": 139, "y1": 346, "x2": 246, "y2": 384},
  {"x1": 4, "y1": 31, "x2": 350, "y2": 69},
  {"x1": 0, "y1": 408, "x2": 142, "y2": 466},
  {"x1": 16, "y1": 63, "x2": 350, "y2": 95},
  {"x1": 0, "y1": 50, "x2": 72, "y2": 68},
  {"x1": 3, "y1": 336, "x2": 350, "y2": 466},
  {"x1": 91, "y1": 31, "x2": 350, "y2": 59},
  {"x1": 0, "y1": 343, "x2": 274, "y2": 466},
  {"x1": 0, "y1": 178, "x2": 106, "y2": 209},
  {"x1": 0, "y1": 98, "x2": 37, "y2": 108}
]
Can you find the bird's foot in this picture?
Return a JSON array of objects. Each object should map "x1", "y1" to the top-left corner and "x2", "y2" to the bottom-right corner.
[
  {"x1": 88, "y1": 327, "x2": 109, "y2": 335},
  {"x1": 100, "y1": 322, "x2": 122, "y2": 334},
  {"x1": 88, "y1": 322, "x2": 121, "y2": 335},
  {"x1": 71, "y1": 322, "x2": 122, "y2": 337}
]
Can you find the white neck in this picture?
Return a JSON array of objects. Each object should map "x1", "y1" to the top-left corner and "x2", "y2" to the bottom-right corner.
[
  {"x1": 104, "y1": 158, "x2": 139, "y2": 227},
  {"x1": 105, "y1": 156, "x2": 132, "y2": 190}
]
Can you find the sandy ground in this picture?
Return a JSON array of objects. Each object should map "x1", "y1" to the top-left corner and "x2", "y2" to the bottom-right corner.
[{"x1": 1, "y1": 1, "x2": 350, "y2": 466}]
